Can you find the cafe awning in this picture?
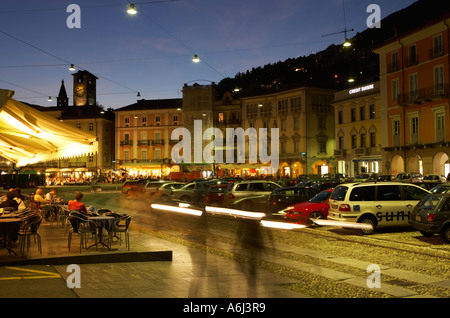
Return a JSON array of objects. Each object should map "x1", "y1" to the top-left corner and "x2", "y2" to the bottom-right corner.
[{"x1": 0, "y1": 89, "x2": 98, "y2": 167}]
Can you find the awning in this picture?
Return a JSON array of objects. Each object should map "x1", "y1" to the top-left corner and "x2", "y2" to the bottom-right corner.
[{"x1": 0, "y1": 89, "x2": 98, "y2": 167}]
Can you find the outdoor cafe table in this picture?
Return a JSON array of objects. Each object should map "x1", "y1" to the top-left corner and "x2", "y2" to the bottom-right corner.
[
  {"x1": 0, "y1": 217, "x2": 23, "y2": 255},
  {"x1": 87, "y1": 216, "x2": 115, "y2": 249}
]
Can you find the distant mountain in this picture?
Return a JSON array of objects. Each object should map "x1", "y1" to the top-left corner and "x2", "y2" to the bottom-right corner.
[{"x1": 216, "y1": 0, "x2": 450, "y2": 99}]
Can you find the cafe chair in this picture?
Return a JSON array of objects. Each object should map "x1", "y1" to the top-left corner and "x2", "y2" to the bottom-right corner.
[
  {"x1": 110, "y1": 215, "x2": 132, "y2": 250},
  {"x1": 18, "y1": 215, "x2": 42, "y2": 255},
  {"x1": 68, "y1": 214, "x2": 98, "y2": 253},
  {"x1": 97, "y1": 209, "x2": 112, "y2": 215}
]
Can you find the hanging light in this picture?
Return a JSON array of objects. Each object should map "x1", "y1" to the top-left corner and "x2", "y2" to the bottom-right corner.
[
  {"x1": 69, "y1": 64, "x2": 75, "y2": 71},
  {"x1": 48, "y1": 96, "x2": 52, "y2": 102},
  {"x1": 343, "y1": 39, "x2": 351, "y2": 47},
  {"x1": 193, "y1": 54, "x2": 200, "y2": 63},
  {"x1": 127, "y1": 3, "x2": 137, "y2": 15},
  {"x1": 348, "y1": 77, "x2": 355, "y2": 83},
  {"x1": 137, "y1": 92, "x2": 141, "y2": 97}
]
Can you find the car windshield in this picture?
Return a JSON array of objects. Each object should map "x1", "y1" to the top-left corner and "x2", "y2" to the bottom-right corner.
[
  {"x1": 419, "y1": 194, "x2": 441, "y2": 209},
  {"x1": 330, "y1": 186, "x2": 348, "y2": 201},
  {"x1": 309, "y1": 191, "x2": 332, "y2": 203},
  {"x1": 430, "y1": 185, "x2": 450, "y2": 194}
]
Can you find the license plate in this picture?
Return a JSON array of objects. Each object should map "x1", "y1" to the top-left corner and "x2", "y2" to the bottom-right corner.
[{"x1": 415, "y1": 215, "x2": 421, "y2": 222}]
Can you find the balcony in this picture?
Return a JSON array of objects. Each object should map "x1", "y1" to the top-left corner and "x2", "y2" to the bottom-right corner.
[
  {"x1": 137, "y1": 140, "x2": 150, "y2": 146},
  {"x1": 353, "y1": 148, "x2": 368, "y2": 155},
  {"x1": 152, "y1": 139, "x2": 165, "y2": 145},
  {"x1": 334, "y1": 149, "x2": 344, "y2": 157},
  {"x1": 398, "y1": 84, "x2": 449, "y2": 105},
  {"x1": 120, "y1": 140, "x2": 133, "y2": 146}
]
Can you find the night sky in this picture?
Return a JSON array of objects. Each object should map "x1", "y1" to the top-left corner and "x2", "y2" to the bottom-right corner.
[{"x1": 0, "y1": 0, "x2": 417, "y2": 109}]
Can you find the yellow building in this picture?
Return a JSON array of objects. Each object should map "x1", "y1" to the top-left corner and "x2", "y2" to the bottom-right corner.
[
  {"x1": 333, "y1": 82, "x2": 381, "y2": 177},
  {"x1": 241, "y1": 87, "x2": 336, "y2": 177},
  {"x1": 114, "y1": 99, "x2": 183, "y2": 178}
]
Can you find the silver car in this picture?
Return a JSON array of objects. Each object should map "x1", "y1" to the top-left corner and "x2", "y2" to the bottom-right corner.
[
  {"x1": 152, "y1": 182, "x2": 186, "y2": 202},
  {"x1": 223, "y1": 180, "x2": 281, "y2": 211}
]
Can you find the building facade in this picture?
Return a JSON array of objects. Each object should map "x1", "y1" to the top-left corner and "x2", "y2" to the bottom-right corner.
[
  {"x1": 374, "y1": 14, "x2": 450, "y2": 176},
  {"x1": 241, "y1": 87, "x2": 336, "y2": 177},
  {"x1": 333, "y1": 82, "x2": 382, "y2": 177},
  {"x1": 114, "y1": 98, "x2": 183, "y2": 178}
]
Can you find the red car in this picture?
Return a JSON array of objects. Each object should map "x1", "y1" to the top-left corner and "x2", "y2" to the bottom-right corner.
[
  {"x1": 204, "y1": 184, "x2": 230, "y2": 206},
  {"x1": 283, "y1": 189, "x2": 333, "y2": 225}
]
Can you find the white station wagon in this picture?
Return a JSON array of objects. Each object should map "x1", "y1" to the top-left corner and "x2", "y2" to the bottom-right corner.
[{"x1": 327, "y1": 182, "x2": 430, "y2": 234}]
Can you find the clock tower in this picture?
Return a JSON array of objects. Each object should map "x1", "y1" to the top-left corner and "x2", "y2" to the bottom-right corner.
[{"x1": 72, "y1": 70, "x2": 98, "y2": 106}]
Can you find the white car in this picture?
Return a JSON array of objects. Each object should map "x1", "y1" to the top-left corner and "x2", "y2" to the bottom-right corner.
[
  {"x1": 423, "y1": 174, "x2": 446, "y2": 183},
  {"x1": 327, "y1": 182, "x2": 430, "y2": 234}
]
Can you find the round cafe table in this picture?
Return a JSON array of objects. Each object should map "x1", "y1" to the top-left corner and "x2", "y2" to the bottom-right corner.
[
  {"x1": 87, "y1": 216, "x2": 115, "y2": 249},
  {"x1": 0, "y1": 218, "x2": 23, "y2": 255}
]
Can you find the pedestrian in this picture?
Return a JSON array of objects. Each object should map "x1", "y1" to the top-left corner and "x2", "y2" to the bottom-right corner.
[
  {"x1": 68, "y1": 192, "x2": 89, "y2": 215},
  {"x1": 35, "y1": 188, "x2": 50, "y2": 219}
]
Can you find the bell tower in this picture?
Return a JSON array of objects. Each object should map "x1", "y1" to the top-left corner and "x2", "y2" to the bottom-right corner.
[
  {"x1": 72, "y1": 70, "x2": 98, "y2": 106},
  {"x1": 57, "y1": 79, "x2": 69, "y2": 107}
]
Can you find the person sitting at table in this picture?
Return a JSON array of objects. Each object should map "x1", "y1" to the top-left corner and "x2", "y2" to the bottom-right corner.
[
  {"x1": 45, "y1": 188, "x2": 57, "y2": 203},
  {"x1": 35, "y1": 188, "x2": 51, "y2": 219},
  {"x1": 0, "y1": 191, "x2": 19, "y2": 212},
  {"x1": 13, "y1": 188, "x2": 26, "y2": 211},
  {"x1": 68, "y1": 192, "x2": 91, "y2": 215}
]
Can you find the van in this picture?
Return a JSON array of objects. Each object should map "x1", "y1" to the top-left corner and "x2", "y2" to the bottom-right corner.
[{"x1": 328, "y1": 182, "x2": 430, "y2": 234}]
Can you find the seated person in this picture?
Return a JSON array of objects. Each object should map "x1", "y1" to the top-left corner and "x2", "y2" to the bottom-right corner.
[
  {"x1": 45, "y1": 188, "x2": 57, "y2": 203},
  {"x1": 13, "y1": 188, "x2": 26, "y2": 211},
  {"x1": 0, "y1": 191, "x2": 19, "y2": 211},
  {"x1": 68, "y1": 192, "x2": 90, "y2": 215},
  {"x1": 35, "y1": 188, "x2": 51, "y2": 219}
]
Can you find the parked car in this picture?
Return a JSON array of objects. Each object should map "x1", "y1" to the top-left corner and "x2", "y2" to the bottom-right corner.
[
  {"x1": 328, "y1": 182, "x2": 430, "y2": 234},
  {"x1": 283, "y1": 189, "x2": 333, "y2": 225},
  {"x1": 375, "y1": 175, "x2": 396, "y2": 182},
  {"x1": 423, "y1": 174, "x2": 446, "y2": 183},
  {"x1": 267, "y1": 186, "x2": 319, "y2": 213},
  {"x1": 409, "y1": 193, "x2": 450, "y2": 243},
  {"x1": 171, "y1": 179, "x2": 226, "y2": 203},
  {"x1": 223, "y1": 180, "x2": 281, "y2": 211},
  {"x1": 396, "y1": 172, "x2": 423, "y2": 183},
  {"x1": 430, "y1": 183, "x2": 450, "y2": 194},
  {"x1": 309, "y1": 179, "x2": 342, "y2": 191},
  {"x1": 192, "y1": 180, "x2": 228, "y2": 204},
  {"x1": 121, "y1": 179, "x2": 147, "y2": 194},
  {"x1": 144, "y1": 180, "x2": 173, "y2": 195},
  {"x1": 204, "y1": 184, "x2": 230, "y2": 206},
  {"x1": 353, "y1": 173, "x2": 371, "y2": 182},
  {"x1": 151, "y1": 182, "x2": 186, "y2": 202}
]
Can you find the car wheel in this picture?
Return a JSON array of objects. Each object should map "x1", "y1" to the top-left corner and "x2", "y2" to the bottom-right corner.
[
  {"x1": 180, "y1": 195, "x2": 191, "y2": 202},
  {"x1": 441, "y1": 225, "x2": 450, "y2": 243},
  {"x1": 358, "y1": 216, "x2": 377, "y2": 235},
  {"x1": 160, "y1": 195, "x2": 170, "y2": 202},
  {"x1": 240, "y1": 201, "x2": 252, "y2": 211},
  {"x1": 307, "y1": 211, "x2": 324, "y2": 226},
  {"x1": 419, "y1": 230, "x2": 434, "y2": 237}
]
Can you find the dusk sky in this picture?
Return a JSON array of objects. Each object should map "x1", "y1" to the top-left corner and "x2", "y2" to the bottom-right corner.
[{"x1": 0, "y1": 0, "x2": 417, "y2": 109}]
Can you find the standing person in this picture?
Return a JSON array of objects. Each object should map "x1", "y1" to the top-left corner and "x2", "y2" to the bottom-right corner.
[{"x1": 68, "y1": 192, "x2": 89, "y2": 215}]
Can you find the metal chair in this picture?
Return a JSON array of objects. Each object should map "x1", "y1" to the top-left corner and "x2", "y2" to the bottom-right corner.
[
  {"x1": 18, "y1": 215, "x2": 42, "y2": 254},
  {"x1": 110, "y1": 215, "x2": 132, "y2": 250},
  {"x1": 68, "y1": 213, "x2": 98, "y2": 253}
]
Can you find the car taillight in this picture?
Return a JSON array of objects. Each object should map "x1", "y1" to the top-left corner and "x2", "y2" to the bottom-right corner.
[
  {"x1": 272, "y1": 201, "x2": 277, "y2": 206},
  {"x1": 428, "y1": 214, "x2": 436, "y2": 222},
  {"x1": 339, "y1": 204, "x2": 351, "y2": 212},
  {"x1": 228, "y1": 194, "x2": 235, "y2": 199}
]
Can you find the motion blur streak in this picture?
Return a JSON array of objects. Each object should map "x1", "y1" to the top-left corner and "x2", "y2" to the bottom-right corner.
[
  {"x1": 151, "y1": 204, "x2": 203, "y2": 216},
  {"x1": 261, "y1": 220, "x2": 307, "y2": 230},
  {"x1": 312, "y1": 219, "x2": 374, "y2": 230},
  {"x1": 205, "y1": 206, "x2": 265, "y2": 220}
]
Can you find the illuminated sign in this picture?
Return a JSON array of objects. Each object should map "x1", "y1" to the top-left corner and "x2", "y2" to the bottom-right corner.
[{"x1": 349, "y1": 84, "x2": 375, "y2": 95}]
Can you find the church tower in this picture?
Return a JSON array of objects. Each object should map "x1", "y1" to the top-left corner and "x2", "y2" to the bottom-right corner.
[{"x1": 57, "y1": 79, "x2": 69, "y2": 107}]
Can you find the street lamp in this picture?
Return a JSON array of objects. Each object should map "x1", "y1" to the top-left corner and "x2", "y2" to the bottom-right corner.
[
  {"x1": 193, "y1": 54, "x2": 200, "y2": 63},
  {"x1": 127, "y1": 4, "x2": 137, "y2": 15}
]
